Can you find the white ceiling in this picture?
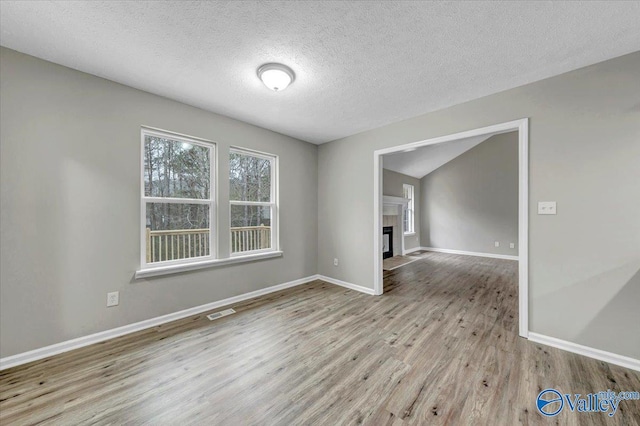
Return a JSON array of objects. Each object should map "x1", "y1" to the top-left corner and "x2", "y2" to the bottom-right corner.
[
  {"x1": 1, "y1": 2, "x2": 639, "y2": 144},
  {"x1": 383, "y1": 134, "x2": 492, "y2": 179}
]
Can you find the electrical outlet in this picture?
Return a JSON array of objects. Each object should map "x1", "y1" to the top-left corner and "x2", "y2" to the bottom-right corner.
[
  {"x1": 107, "y1": 291, "x2": 119, "y2": 307},
  {"x1": 494, "y1": 241, "x2": 500, "y2": 247},
  {"x1": 333, "y1": 258, "x2": 339, "y2": 266},
  {"x1": 510, "y1": 243, "x2": 515, "y2": 249}
]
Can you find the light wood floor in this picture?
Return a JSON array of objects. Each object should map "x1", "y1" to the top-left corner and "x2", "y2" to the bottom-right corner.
[{"x1": 1, "y1": 252, "x2": 639, "y2": 425}]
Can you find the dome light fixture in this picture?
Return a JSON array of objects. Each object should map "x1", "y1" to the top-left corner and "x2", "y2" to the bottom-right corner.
[{"x1": 257, "y1": 63, "x2": 295, "y2": 91}]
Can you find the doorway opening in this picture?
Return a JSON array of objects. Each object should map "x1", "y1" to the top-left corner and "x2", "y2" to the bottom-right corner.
[{"x1": 373, "y1": 118, "x2": 529, "y2": 338}]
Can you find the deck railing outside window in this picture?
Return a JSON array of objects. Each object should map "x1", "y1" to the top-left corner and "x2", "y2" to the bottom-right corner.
[
  {"x1": 146, "y1": 226, "x2": 271, "y2": 263},
  {"x1": 230, "y1": 225, "x2": 271, "y2": 254}
]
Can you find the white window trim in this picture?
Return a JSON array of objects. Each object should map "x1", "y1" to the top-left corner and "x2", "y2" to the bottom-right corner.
[
  {"x1": 138, "y1": 126, "x2": 217, "y2": 271},
  {"x1": 135, "y1": 250, "x2": 283, "y2": 279},
  {"x1": 229, "y1": 147, "x2": 279, "y2": 256},
  {"x1": 403, "y1": 183, "x2": 415, "y2": 235}
]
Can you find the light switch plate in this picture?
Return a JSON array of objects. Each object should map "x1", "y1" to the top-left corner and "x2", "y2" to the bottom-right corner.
[{"x1": 538, "y1": 201, "x2": 557, "y2": 215}]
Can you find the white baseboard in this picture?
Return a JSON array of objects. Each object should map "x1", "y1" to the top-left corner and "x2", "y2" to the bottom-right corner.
[
  {"x1": 317, "y1": 275, "x2": 376, "y2": 295},
  {"x1": 0, "y1": 275, "x2": 318, "y2": 371},
  {"x1": 403, "y1": 246, "x2": 423, "y2": 255},
  {"x1": 422, "y1": 246, "x2": 519, "y2": 261},
  {"x1": 528, "y1": 332, "x2": 640, "y2": 372}
]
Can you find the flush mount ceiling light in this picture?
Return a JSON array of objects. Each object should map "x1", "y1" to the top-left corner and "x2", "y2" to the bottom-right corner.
[{"x1": 257, "y1": 63, "x2": 295, "y2": 91}]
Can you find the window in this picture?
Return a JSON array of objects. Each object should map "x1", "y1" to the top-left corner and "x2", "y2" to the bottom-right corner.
[
  {"x1": 229, "y1": 148, "x2": 277, "y2": 254},
  {"x1": 403, "y1": 183, "x2": 415, "y2": 234},
  {"x1": 141, "y1": 127, "x2": 215, "y2": 267}
]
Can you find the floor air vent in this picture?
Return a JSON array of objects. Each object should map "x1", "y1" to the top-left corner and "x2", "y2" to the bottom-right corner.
[{"x1": 207, "y1": 308, "x2": 236, "y2": 321}]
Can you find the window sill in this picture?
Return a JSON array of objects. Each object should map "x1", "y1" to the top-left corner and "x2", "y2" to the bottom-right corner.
[
  {"x1": 135, "y1": 251, "x2": 283, "y2": 279},
  {"x1": 404, "y1": 232, "x2": 416, "y2": 236}
]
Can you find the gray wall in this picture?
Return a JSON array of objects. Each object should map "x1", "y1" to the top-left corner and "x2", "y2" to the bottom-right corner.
[
  {"x1": 318, "y1": 52, "x2": 640, "y2": 359},
  {"x1": 420, "y1": 132, "x2": 518, "y2": 256},
  {"x1": 382, "y1": 169, "x2": 420, "y2": 251},
  {"x1": 0, "y1": 48, "x2": 318, "y2": 357}
]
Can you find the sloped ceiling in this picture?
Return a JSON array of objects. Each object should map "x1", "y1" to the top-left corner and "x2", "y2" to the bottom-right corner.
[
  {"x1": 383, "y1": 135, "x2": 493, "y2": 179},
  {"x1": 1, "y1": 1, "x2": 639, "y2": 144}
]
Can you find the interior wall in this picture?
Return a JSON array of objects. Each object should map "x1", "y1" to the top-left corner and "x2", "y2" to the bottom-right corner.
[
  {"x1": 419, "y1": 132, "x2": 518, "y2": 256},
  {"x1": 318, "y1": 52, "x2": 640, "y2": 359},
  {"x1": 0, "y1": 48, "x2": 319, "y2": 358},
  {"x1": 382, "y1": 168, "x2": 420, "y2": 251}
]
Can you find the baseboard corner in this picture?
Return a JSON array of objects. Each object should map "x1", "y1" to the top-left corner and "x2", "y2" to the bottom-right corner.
[
  {"x1": 317, "y1": 275, "x2": 376, "y2": 295},
  {"x1": 403, "y1": 246, "x2": 423, "y2": 255}
]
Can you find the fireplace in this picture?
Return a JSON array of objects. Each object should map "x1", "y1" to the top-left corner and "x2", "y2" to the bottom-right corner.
[{"x1": 382, "y1": 226, "x2": 393, "y2": 259}]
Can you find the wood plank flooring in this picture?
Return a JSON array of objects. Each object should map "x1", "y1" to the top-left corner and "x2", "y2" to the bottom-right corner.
[{"x1": 1, "y1": 252, "x2": 639, "y2": 425}]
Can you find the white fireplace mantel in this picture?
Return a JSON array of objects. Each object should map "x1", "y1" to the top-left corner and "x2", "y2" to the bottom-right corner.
[{"x1": 383, "y1": 195, "x2": 409, "y2": 206}]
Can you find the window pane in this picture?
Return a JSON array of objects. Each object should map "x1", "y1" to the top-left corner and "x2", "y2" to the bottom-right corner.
[
  {"x1": 230, "y1": 205, "x2": 271, "y2": 253},
  {"x1": 144, "y1": 135, "x2": 210, "y2": 199},
  {"x1": 145, "y1": 203, "x2": 210, "y2": 263},
  {"x1": 403, "y1": 184, "x2": 414, "y2": 233},
  {"x1": 229, "y1": 152, "x2": 271, "y2": 202},
  {"x1": 404, "y1": 209, "x2": 409, "y2": 232}
]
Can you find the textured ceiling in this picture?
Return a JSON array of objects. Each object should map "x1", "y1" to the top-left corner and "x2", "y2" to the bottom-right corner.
[
  {"x1": 383, "y1": 134, "x2": 492, "y2": 179},
  {"x1": 1, "y1": 1, "x2": 639, "y2": 144}
]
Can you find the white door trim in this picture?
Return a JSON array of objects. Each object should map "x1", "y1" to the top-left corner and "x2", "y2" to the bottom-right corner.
[{"x1": 373, "y1": 118, "x2": 529, "y2": 338}]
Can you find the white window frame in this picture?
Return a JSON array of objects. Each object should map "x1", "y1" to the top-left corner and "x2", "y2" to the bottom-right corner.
[
  {"x1": 229, "y1": 147, "x2": 279, "y2": 256},
  {"x1": 139, "y1": 126, "x2": 217, "y2": 270},
  {"x1": 403, "y1": 183, "x2": 415, "y2": 235}
]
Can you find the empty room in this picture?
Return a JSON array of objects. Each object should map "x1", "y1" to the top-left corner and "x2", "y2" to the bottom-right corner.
[{"x1": 1, "y1": 1, "x2": 639, "y2": 424}]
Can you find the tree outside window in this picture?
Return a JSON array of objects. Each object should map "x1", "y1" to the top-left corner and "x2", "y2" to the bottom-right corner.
[{"x1": 229, "y1": 149, "x2": 277, "y2": 254}]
